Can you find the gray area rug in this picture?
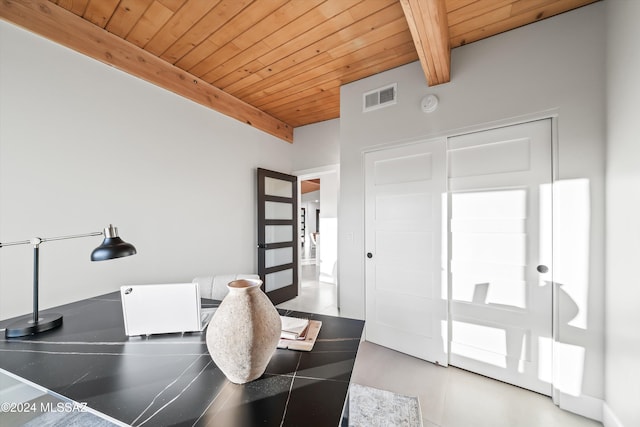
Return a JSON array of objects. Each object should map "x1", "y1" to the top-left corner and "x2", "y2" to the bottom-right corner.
[
  {"x1": 349, "y1": 383, "x2": 423, "y2": 427},
  {"x1": 23, "y1": 411, "x2": 119, "y2": 427}
]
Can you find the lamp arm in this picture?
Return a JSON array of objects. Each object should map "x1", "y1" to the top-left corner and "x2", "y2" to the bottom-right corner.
[
  {"x1": 40, "y1": 231, "x2": 104, "y2": 244},
  {"x1": 0, "y1": 239, "x2": 31, "y2": 247},
  {"x1": 0, "y1": 231, "x2": 104, "y2": 248}
]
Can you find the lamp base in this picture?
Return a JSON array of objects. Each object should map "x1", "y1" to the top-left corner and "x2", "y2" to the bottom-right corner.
[{"x1": 5, "y1": 313, "x2": 63, "y2": 338}]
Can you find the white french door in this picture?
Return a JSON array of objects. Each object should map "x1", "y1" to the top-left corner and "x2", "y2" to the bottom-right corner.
[
  {"x1": 447, "y1": 119, "x2": 553, "y2": 395},
  {"x1": 364, "y1": 139, "x2": 448, "y2": 365}
]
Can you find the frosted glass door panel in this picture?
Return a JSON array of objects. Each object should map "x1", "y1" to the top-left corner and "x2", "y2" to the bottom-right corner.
[
  {"x1": 265, "y1": 177, "x2": 293, "y2": 198},
  {"x1": 265, "y1": 202, "x2": 293, "y2": 220},
  {"x1": 265, "y1": 226, "x2": 293, "y2": 244},
  {"x1": 265, "y1": 269, "x2": 293, "y2": 292},
  {"x1": 265, "y1": 248, "x2": 293, "y2": 268}
]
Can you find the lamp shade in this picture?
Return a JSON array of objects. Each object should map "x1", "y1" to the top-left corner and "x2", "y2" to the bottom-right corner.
[{"x1": 91, "y1": 225, "x2": 137, "y2": 261}]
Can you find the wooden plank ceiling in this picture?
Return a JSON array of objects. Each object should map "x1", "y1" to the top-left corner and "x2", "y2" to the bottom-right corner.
[{"x1": 0, "y1": 0, "x2": 598, "y2": 143}]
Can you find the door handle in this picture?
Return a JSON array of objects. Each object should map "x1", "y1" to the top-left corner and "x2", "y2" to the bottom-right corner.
[
  {"x1": 536, "y1": 265, "x2": 549, "y2": 273},
  {"x1": 366, "y1": 252, "x2": 373, "y2": 259}
]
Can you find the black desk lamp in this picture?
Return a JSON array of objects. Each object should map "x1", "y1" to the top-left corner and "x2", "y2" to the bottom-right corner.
[{"x1": 1, "y1": 224, "x2": 137, "y2": 338}]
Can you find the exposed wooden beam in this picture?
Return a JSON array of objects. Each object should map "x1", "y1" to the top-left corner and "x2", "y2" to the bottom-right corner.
[
  {"x1": 400, "y1": 0, "x2": 451, "y2": 86},
  {"x1": 0, "y1": 0, "x2": 294, "y2": 143}
]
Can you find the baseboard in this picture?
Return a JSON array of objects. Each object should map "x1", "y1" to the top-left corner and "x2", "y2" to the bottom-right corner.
[
  {"x1": 557, "y1": 391, "x2": 603, "y2": 422},
  {"x1": 602, "y1": 402, "x2": 625, "y2": 427}
]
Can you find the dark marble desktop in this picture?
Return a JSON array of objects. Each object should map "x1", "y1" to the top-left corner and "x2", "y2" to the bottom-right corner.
[{"x1": 0, "y1": 292, "x2": 364, "y2": 426}]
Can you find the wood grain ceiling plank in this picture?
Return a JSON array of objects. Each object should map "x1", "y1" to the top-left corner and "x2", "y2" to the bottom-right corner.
[
  {"x1": 273, "y1": 1, "x2": 402, "y2": 69},
  {"x1": 173, "y1": 0, "x2": 288, "y2": 71},
  {"x1": 52, "y1": 0, "x2": 89, "y2": 16},
  {"x1": 274, "y1": 98, "x2": 342, "y2": 123},
  {"x1": 287, "y1": 108, "x2": 340, "y2": 127},
  {"x1": 260, "y1": 0, "x2": 362, "y2": 50},
  {"x1": 448, "y1": 3, "x2": 511, "y2": 42},
  {"x1": 186, "y1": 0, "x2": 323, "y2": 79},
  {"x1": 258, "y1": 79, "x2": 337, "y2": 112},
  {"x1": 201, "y1": 0, "x2": 344, "y2": 87},
  {"x1": 448, "y1": 0, "x2": 513, "y2": 27},
  {"x1": 338, "y1": 46, "x2": 419, "y2": 85},
  {"x1": 326, "y1": 6, "x2": 408, "y2": 59},
  {"x1": 252, "y1": 32, "x2": 416, "y2": 109},
  {"x1": 510, "y1": 0, "x2": 573, "y2": 15},
  {"x1": 125, "y1": 1, "x2": 174, "y2": 48},
  {"x1": 160, "y1": 0, "x2": 256, "y2": 64},
  {"x1": 268, "y1": 88, "x2": 339, "y2": 116},
  {"x1": 83, "y1": 0, "x2": 119, "y2": 28},
  {"x1": 449, "y1": 0, "x2": 595, "y2": 47},
  {"x1": 283, "y1": 48, "x2": 422, "y2": 126},
  {"x1": 400, "y1": 0, "x2": 450, "y2": 86},
  {"x1": 230, "y1": 10, "x2": 409, "y2": 101},
  {"x1": 250, "y1": 32, "x2": 414, "y2": 110},
  {"x1": 336, "y1": 39, "x2": 418, "y2": 82},
  {"x1": 215, "y1": 0, "x2": 370, "y2": 92},
  {"x1": 144, "y1": 0, "x2": 222, "y2": 56},
  {"x1": 157, "y1": 0, "x2": 186, "y2": 12},
  {"x1": 274, "y1": 104, "x2": 341, "y2": 126},
  {"x1": 253, "y1": 24, "x2": 412, "y2": 104},
  {"x1": 252, "y1": 70, "x2": 338, "y2": 111},
  {"x1": 221, "y1": 0, "x2": 395, "y2": 95},
  {"x1": 105, "y1": 0, "x2": 154, "y2": 38},
  {"x1": 283, "y1": 50, "x2": 417, "y2": 125},
  {"x1": 219, "y1": 9, "x2": 357, "y2": 92},
  {"x1": 254, "y1": 0, "x2": 368, "y2": 65},
  {"x1": 301, "y1": 179, "x2": 320, "y2": 194},
  {"x1": 198, "y1": 40, "x2": 270, "y2": 83},
  {"x1": 0, "y1": 0, "x2": 293, "y2": 143},
  {"x1": 286, "y1": 102, "x2": 339, "y2": 124},
  {"x1": 516, "y1": 0, "x2": 598, "y2": 16},
  {"x1": 445, "y1": 0, "x2": 477, "y2": 13}
]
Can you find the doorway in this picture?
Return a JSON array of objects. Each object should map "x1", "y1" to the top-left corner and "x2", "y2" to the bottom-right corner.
[{"x1": 276, "y1": 166, "x2": 339, "y2": 316}]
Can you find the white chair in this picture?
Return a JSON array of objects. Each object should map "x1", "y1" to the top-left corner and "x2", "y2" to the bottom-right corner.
[{"x1": 193, "y1": 274, "x2": 260, "y2": 300}]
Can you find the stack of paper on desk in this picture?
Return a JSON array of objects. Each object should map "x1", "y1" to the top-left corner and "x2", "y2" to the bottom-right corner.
[
  {"x1": 278, "y1": 316, "x2": 322, "y2": 351},
  {"x1": 280, "y1": 316, "x2": 309, "y2": 340}
]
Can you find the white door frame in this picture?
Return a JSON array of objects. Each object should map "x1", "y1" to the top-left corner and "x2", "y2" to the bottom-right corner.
[
  {"x1": 293, "y1": 164, "x2": 340, "y2": 306},
  {"x1": 361, "y1": 113, "x2": 564, "y2": 404}
]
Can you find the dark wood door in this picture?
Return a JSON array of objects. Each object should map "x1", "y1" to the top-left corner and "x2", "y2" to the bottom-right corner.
[{"x1": 257, "y1": 168, "x2": 298, "y2": 305}]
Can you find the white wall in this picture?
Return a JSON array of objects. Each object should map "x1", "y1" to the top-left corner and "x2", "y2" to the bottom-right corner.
[
  {"x1": 0, "y1": 21, "x2": 293, "y2": 320},
  {"x1": 318, "y1": 171, "x2": 338, "y2": 284},
  {"x1": 605, "y1": 1, "x2": 640, "y2": 427},
  {"x1": 292, "y1": 119, "x2": 339, "y2": 171},
  {"x1": 300, "y1": 194, "x2": 319, "y2": 260},
  {"x1": 339, "y1": 2, "x2": 605, "y2": 419},
  {"x1": 293, "y1": 119, "x2": 340, "y2": 285}
]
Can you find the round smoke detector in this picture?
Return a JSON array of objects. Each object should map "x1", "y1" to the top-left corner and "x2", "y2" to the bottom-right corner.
[{"x1": 421, "y1": 94, "x2": 439, "y2": 113}]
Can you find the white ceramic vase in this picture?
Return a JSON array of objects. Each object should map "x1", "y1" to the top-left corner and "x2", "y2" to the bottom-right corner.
[{"x1": 206, "y1": 279, "x2": 281, "y2": 384}]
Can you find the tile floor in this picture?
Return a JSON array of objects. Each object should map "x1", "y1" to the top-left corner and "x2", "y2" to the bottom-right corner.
[
  {"x1": 351, "y1": 342, "x2": 602, "y2": 427},
  {"x1": 276, "y1": 265, "x2": 603, "y2": 427},
  {"x1": 277, "y1": 263, "x2": 339, "y2": 316}
]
